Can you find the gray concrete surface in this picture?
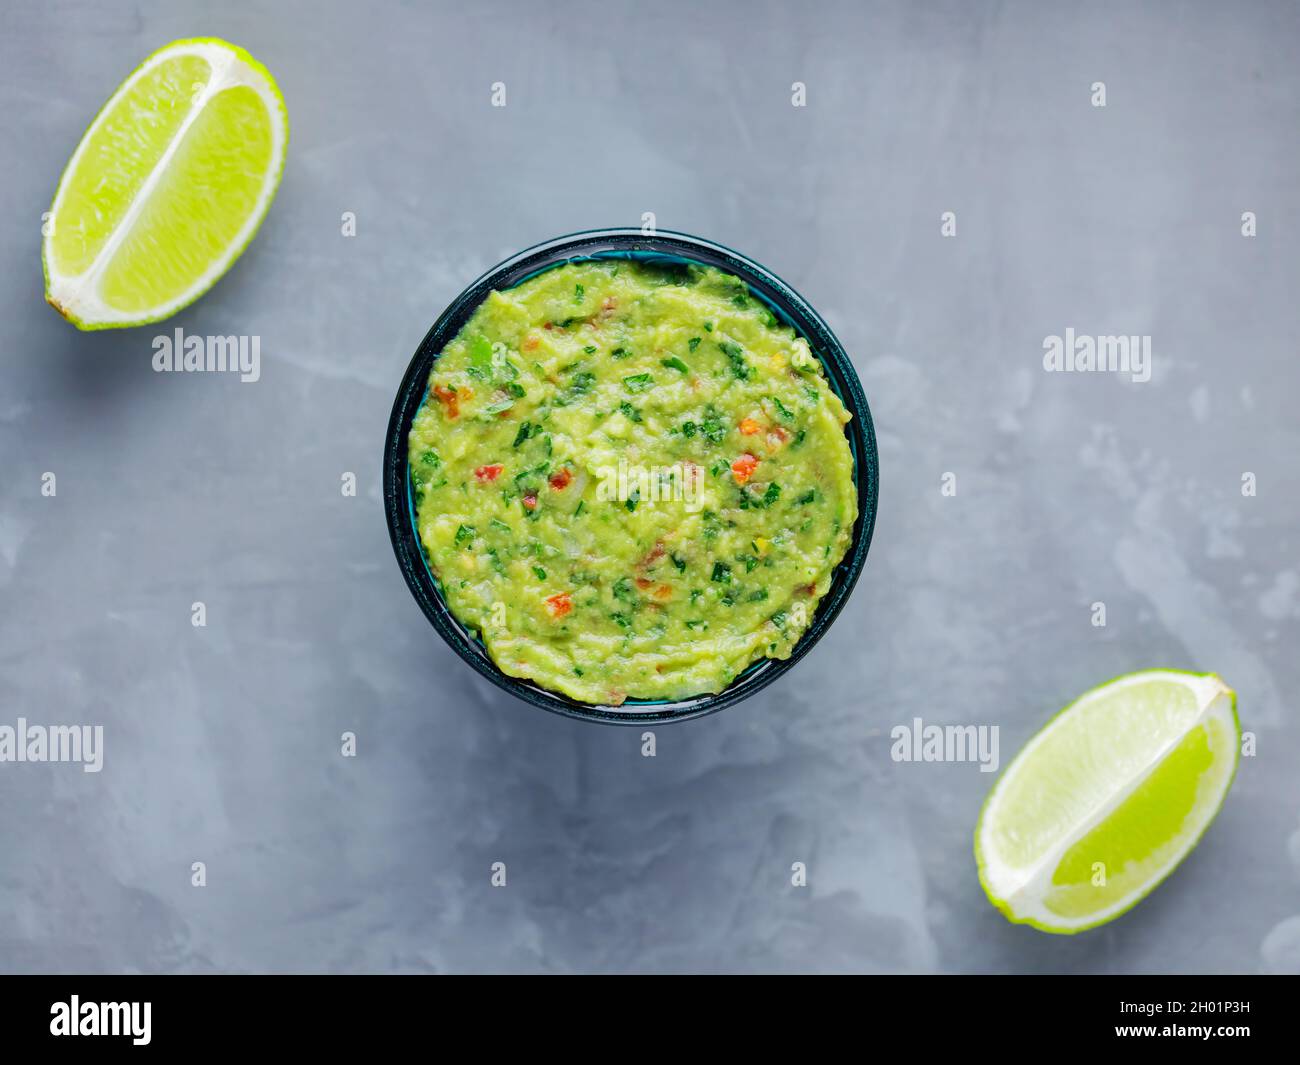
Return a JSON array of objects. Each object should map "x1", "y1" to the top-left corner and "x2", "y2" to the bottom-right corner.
[{"x1": 1, "y1": 0, "x2": 1297, "y2": 973}]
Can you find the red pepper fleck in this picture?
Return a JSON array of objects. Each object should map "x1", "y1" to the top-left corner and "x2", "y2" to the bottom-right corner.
[
  {"x1": 544, "y1": 592, "x2": 572, "y2": 618},
  {"x1": 433, "y1": 385, "x2": 460, "y2": 419},
  {"x1": 634, "y1": 577, "x2": 654, "y2": 590},
  {"x1": 522, "y1": 493, "x2": 538, "y2": 511},
  {"x1": 474, "y1": 464, "x2": 503, "y2": 483},
  {"x1": 548, "y1": 467, "x2": 573, "y2": 490}
]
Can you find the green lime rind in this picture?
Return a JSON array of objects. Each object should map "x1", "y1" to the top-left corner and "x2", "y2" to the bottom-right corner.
[
  {"x1": 974, "y1": 669, "x2": 1240, "y2": 935},
  {"x1": 42, "y1": 37, "x2": 289, "y2": 331}
]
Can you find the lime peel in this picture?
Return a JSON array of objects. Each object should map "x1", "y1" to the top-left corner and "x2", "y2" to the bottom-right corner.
[
  {"x1": 42, "y1": 37, "x2": 288, "y2": 330},
  {"x1": 975, "y1": 670, "x2": 1240, "y2": 934}
]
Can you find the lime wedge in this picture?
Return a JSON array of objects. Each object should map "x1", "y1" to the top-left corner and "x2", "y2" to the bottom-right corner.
[
  {"x1": 975, "y1": 670, "x2": 1240, "y2": 934},
  {"x1": 42, "y1": 38, "x2": 288, "y2": 330}
]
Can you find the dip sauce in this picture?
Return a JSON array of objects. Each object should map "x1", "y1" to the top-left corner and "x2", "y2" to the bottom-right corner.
[{"x1": 408, "y1": 260, "x2": 856, "y2": 705}]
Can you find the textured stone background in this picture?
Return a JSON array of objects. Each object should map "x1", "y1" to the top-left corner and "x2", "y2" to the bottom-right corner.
[{"x1": 1, "y1": 0, "x2": 1297, "y2": 973}]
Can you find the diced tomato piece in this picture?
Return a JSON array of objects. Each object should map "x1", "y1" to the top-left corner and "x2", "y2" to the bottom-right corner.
[
  {"x1": 639, "y1": 540, "x2": 666, "y2": 568},
  {"x1": 544, "y1": 592, "x2": 572, "y2": 618},
  {"x1": 522, "y1": 493, "x2": 538, "y2": 511},
  {"x1": 433, "y1": 385, "x2": 460, "y2": 419},
  {"x1": 769, "y1": 425, "x2": 790, "y2": 443},
  {"x1": 739, "y1": 417, "x2": 762, "y2": 435},
  {"x1": 634, "y1": 577, "x2": 653, "y2": 590},
  {"x1": 732, "y1": 453, "x2": 759, "y2": 485},
  {"x1": 548, "y1": 467, "x2": 573, "y2": 490},
  {"x1": 474, "y1": 464, "x2": 503, "y2": 483}
]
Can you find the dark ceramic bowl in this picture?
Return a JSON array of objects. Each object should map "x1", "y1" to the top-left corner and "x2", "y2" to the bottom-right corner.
[{"x1": 383, "y1": 229, "x2": 878, "y2": 724}]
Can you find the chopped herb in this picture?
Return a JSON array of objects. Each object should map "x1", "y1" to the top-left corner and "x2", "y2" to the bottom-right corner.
[
  {"x1": 483, "y1": 398, "x2": 515, "y2": 414},
  {"x1": 719, "y1": 340, "x2": 751, "y2": 380},
  {"x1": 613, "y1": 577, "x2": 635, "y2": 602},
  {"x1": 711, "y1": 561, "x2": 732, "y2": 584},
  {"x1": 700, "y1": 410, "x2": 726, "y2": 444},
  {"x1": 622, "y1": 373, "x2": 655, "y2": 393},
  {"x1": 490, "y1": 518, "x2": 511, "y2": 534},
  {"x1": 419, "y1": 449, "x2": 441, "y2": 467},
  {"x1": 619, "y1": 401, "x2": 643, "y2": 423},
  {"x1": 770, "y1": 395, "x2": 794, "y2": 421},
  {"x1": 505, "y1": 381, "x2": 527, "y2": 399},
  {"x1": 583, "y1": 345, "x2": 597, "y2": 354},
  {"x1": 573, "y1": 666, "x2": 584, "y2": 677},
  {"x1": 625, "y1": 489, "x2": 640, "y2": 512},
  {"x1": 610, "y1": 612, "x2": 632, "y2": 630},
  {"x1": 771, "y1": 610, "x2": 788, "y2": 628},
  {"x1": 512, "y1": 421, "x2": 532, "y2": 448},
  {"x1": 610, "y1": 347, "x2": 632, "y2": 359},
  {"x1": 703, "y1": 321, "x2": 714, "y2": 332},
  {"x1": 731, "y1": 293, "x2": 749, "y2": 308},
  {"x1": 574, "y1": 500, "x2": 585, "y2": 516},
  {"x1": 796, "y1": 488, "x2": 817, "y2": 505},
  {"x1": 556, "y1": 371, "x2": 597, "y2": 405},
  {"x1": 804, "y1": 385, "x2": 821, "y2": 403},
  {"x1": 661, "y1": 356, "x2": 689, "y2": 374},
  {"x1": 670, "y1": 553, "x2": 687, "y2": 573},
  {"x1": 763, "y1": 482, "x2": 781, "y2": 507},
  {"x1": 574, "y1": 283, "x2": 585, "y2": 303},
  {"x1": 454, "y1": 524, "x2": 475, "y2": 547},
  {"x1": 681, "y1": 420, "x2": 697, "y2": 438},
  {"x1": 687, "y1": 336, "x2": 702, "y2": 353},
  {"x1": 792, "y1": 429, "x2": 807, "y2": 448},
  {"x1": 747, "y1": 588, "x2": 769, "y2": 602},
  {"x1": 533, "y1": 566, "x2": 547, "y2": 581}
]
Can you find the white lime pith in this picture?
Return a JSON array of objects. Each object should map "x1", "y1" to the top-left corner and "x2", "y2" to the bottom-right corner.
[
  {"x1": 975, "y1": 670, "x2": 1240, "y2": 934},
  {"x1": 42, "y1": 38, "x2": 288, "y2": 330}
]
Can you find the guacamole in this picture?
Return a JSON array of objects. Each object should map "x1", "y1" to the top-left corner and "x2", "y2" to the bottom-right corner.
[{"x1": 407, "y1": 260, "x2": 856, "y2": 705}]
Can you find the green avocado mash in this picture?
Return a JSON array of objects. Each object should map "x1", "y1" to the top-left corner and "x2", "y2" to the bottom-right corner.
[{"x1": 407, "y1": 260, "x2": 856, "y2": 705}]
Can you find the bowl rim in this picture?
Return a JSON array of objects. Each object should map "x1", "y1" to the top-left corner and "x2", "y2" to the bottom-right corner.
[{"x1": 383, "y1": 227, "x2": 879, "y2": 725}]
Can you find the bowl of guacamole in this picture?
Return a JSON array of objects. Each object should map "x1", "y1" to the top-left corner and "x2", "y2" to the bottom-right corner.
[{"x1": 384, "y1": 230, "x2": 878, "y2": 724}]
